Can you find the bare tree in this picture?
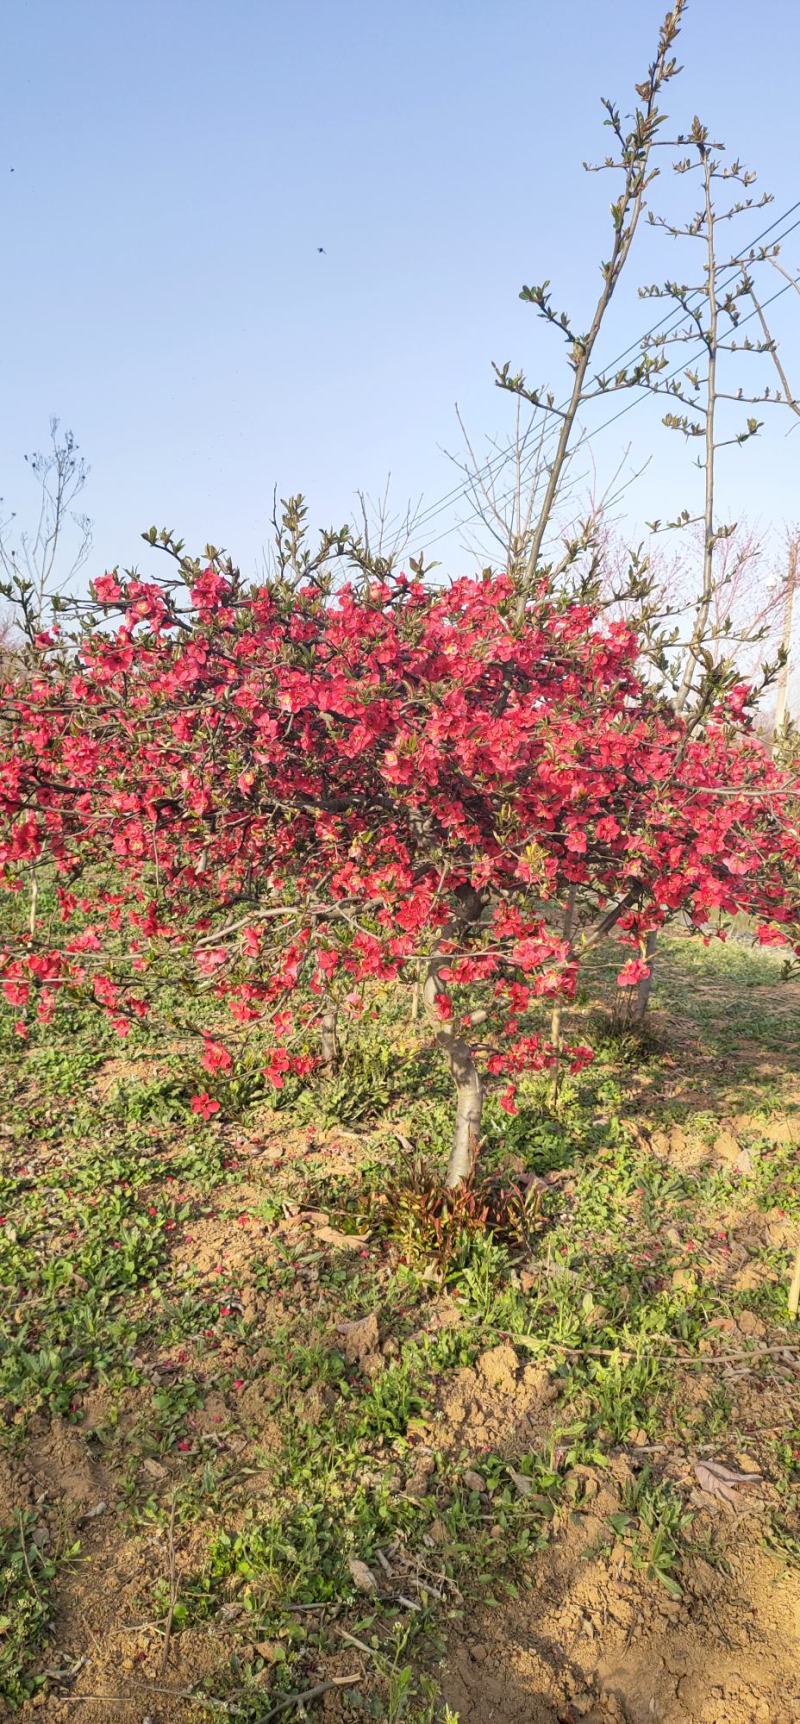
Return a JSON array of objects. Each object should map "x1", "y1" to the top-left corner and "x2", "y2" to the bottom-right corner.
[
  {"x1": 444, "y1": 401, "x2": 560, "y2": 581},
  {"x1": 0, "y1": 419, "x2": 92, "y2": 644},
  {"x1": 602, "y1": 124, "x2": 800, "y2": 1021},
  {"x1": 495, "y1": 2, "x2": 687, "y2": 618},
  {"x1": 442, "y1": 403, "x2": 646, "y2": 585},
  {"x1": 354, "y1": 475, "x2": 425, "y2": 578},
  {"x1": 605, "y1": 522, "x2": 792, "y2": 693},
  {"x1": 625, "y1": 123, "x2": 799, "y2": 718},
  {"x1": 771, "y1": 532, "x2": 799, "y2": 745},
  {"x1": 0, "y1": 608, "x2": 16, "y2": 669}
]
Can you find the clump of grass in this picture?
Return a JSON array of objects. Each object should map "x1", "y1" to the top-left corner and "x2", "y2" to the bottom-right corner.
[
  {"x1": 0, "y1": 1515, "x2": 79, "y2": 1710},
  {"x1": 369, "y1": 1156, "x2": 546, "y2": 1269},
  {"x1": 609, "y1": 1466, "x2": 693, "y2": 1597}
]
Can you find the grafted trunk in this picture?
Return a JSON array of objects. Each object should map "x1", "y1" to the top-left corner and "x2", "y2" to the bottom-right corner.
[{"x1": 320, "y1": 997, "x2": 340, "y2": 1071}]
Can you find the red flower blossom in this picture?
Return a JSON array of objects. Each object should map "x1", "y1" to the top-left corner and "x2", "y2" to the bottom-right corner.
[
  {"x1": 191, "y1": 1092, "x2": 220, "y2": 1119},
  {"x1": 616, "y1": 959, "x2": 651, "y2": 987},
  {"x1": 0, "y1": 555, "x2": 797, "y2": 1188},
  {"x1": 201, "y1": 1039, "x2": 232, "y2": 1076}
]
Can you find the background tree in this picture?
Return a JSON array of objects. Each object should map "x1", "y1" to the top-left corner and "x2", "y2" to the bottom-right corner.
[
  {"x1": 493, "y1": 1, "x2": 686, "y2": 614},
  {"x1": 0, "y1": 419, "x2": 92, "y2": 647},
  {"x1": 479, "y1": 34, "x2": 800, "y2": 1031},
  {"x1": 605, "y1": 121, "x2": 800, "y2": 1019},
  {"x1": 627, "y1": 124, "x2": 798, "y2": 708}
]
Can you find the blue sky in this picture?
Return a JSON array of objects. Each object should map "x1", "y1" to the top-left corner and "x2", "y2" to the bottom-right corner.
[{"x1": 2, "y1": 0, "x2": 800, "y2": 582}]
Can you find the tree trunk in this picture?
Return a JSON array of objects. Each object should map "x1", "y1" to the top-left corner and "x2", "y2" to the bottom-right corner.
[
  {"x1": 423, "y1": 886, "x2": 485, "y2": 1188},
  {"x1": 550, "y1": 883, "x2": 578, "y2": 1050},
  {"x1": 550, "y1": 883, "x2": 578, "y2": 1104},
  {"x1": 446, "y1": 1036, "x2": 484, "y2": 1189},
  {"x1": 788, "y1": 1236, "x2": 800, "y2": 1321},
  {"x1": 630, "y1": 929, "x2": 659, "y2": 1027},
  {"x1": 320, "y1": 997, "x2": 340, "y2": 1071}
]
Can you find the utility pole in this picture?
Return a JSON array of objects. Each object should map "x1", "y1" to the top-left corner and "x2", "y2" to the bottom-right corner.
[{"x1": 774, "y1": 535, "x2": 798, "y2": 744}]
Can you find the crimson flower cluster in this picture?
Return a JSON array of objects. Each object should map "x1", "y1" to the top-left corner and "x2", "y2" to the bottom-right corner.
[{"x1": 0, "y1": 563, "x2": 798, "y2": 1117}]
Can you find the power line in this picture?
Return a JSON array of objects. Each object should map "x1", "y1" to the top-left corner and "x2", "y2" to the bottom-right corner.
[
  {"x1": 408, "y1": 198, "x2": 800, "y2": 549},
  {"x1": 413, "y1": 199, "x2": 800, "y2": 540},
  {"x1": 419, "y1": 225, "x2": 800, "y2": 556}
]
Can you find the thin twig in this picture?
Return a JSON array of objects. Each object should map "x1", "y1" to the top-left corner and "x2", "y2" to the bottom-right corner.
[
  {"x1": 17, "y1": 1513, "x2": 38, "y2": 1596},
  {"x1": 517, "y1": 1335, "x2": 800, "y2": 1366},
  {"x1": 159, "y1": 1492, "x2": 179, "y2": 1675},
  {"x1": 66, "y1": 1694, "x2": 232, "y2": 1714},
  {"x1": 264, "y1": 1674, "x2": 361, "y2": 1719},
  {"x1": 335, "y1": 1627, "x2": 380, "y2": 1660}
]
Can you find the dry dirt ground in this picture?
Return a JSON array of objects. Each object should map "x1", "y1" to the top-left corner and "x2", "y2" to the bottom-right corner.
[
  {"x1": 5, "y1": 1315, "x2": 799, "y2": 1724},
  {"x1": 442, "y1": 1529, "x2": 798, "y2": 1724},
  {"x1": 2, "y1": 946, "x2": 800, "y2": 1723},
  {"x1": 440, "y1": 1456, "x2": 799, "y2": 1724}
]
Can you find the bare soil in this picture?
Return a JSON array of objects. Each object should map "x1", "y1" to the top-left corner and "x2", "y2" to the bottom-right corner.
[
  {"x1": 442, "y1": 1523, "x2": 798, "y2": 1724},
  {"x1": 5, "y1": 958, "x2": 800, "y2": 1723}
]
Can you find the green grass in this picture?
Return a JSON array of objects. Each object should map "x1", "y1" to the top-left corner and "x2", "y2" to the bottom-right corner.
[
  {"x1": 0, "y1": 930, "x2": 799, "y2": 1715},
  {"x1": 0, "y1": 1515, "x2": 80, "y2": 1709}
]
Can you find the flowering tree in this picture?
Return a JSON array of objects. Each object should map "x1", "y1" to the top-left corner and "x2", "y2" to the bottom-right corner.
[{"x1": 1, "y1": 540, "x2": 798, "y2": 1185}]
